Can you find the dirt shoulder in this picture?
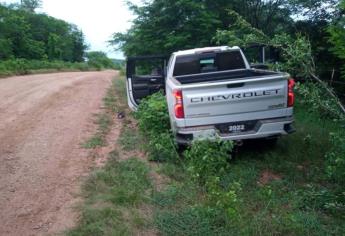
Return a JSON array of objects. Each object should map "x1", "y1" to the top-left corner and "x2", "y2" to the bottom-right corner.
[{"x1": 0, "y1": 71, "x2": 116, "y2": 236}]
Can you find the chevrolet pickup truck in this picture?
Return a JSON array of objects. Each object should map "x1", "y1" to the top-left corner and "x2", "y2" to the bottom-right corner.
[{"x1": 126, "y1": 46, "x2": 295, "y2": 144}]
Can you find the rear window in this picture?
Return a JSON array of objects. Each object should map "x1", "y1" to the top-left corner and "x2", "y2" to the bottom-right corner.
[{"x1": 173, "y1": 51, "x2": 246, "y2": 76}]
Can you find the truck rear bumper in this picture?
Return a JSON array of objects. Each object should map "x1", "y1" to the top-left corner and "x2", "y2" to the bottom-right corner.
[{"x1": 175, "y1": 116, "x2": 294, "y2": 144}]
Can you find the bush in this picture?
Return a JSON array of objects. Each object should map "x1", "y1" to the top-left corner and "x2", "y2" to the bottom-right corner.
[
  {"x1": 184, "y1": 140, "x2": 233, "y2": 184},
  {"x1": 184, "y1": 140, "x2": 239, "y2": 217},
  {"x1": 136, "y1": 92, "x2": 178, "y2": 162},
  {"x1": 136, "y1": 92, "x2": 171, "y2": 134}
]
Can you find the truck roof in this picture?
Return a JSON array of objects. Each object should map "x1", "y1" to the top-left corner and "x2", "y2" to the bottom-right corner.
[{"x1": 173, "y1": 46, "x2": 240, "y2": 56}]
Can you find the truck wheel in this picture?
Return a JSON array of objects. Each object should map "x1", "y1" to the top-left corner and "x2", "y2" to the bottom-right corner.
[{"x1": 177, "y1": 143, "x2": 188, "y2": 154}]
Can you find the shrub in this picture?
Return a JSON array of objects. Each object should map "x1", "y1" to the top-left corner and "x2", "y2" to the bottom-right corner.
[
  {"x1": 205, "y1": 176, "x2": 241, "y2": 218},
  {"x1": 136, "y1": 92, "x2": 171, "y2": 134},
  {"x1": 136, "y1": 92, "x2": 178, "y2": 162},
  {"x1": 184, "y1": 139, "x2": 239, "y2": 218},
  {"x1": 184, "y1": 139, "x2": 233, "y2": 184}
]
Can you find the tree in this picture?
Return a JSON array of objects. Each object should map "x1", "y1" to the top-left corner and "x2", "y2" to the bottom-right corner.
[
  {"x1": 288, "y1": 0, "x2": 339, "y2": 22},
  {"x1": 0, "y1": 3, "x2": 87, "y2": 62},
  {"x1": 70, "y1": 26, "x2": 87, "y2": 62},
  {"x1": 328, "y1": 0, "x2": 345, "y2": 79},
  {"x1": 110, "y1": 0, "x2": 302, "y2": 56},
  {"x1": 20, "y1": 0, "x2": 42, "y2": 13},
  {"x1": 86, "y1": 51, "x2": 114, "y2": 70},
  {"x1": 110, "y1": 0, "x2": 222, "y2": 56}
]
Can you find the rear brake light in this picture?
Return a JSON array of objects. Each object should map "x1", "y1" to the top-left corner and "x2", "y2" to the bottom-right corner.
[
  {"x1": 173, "y1": 90, "x2": 184, "y2": 118},
  {"x1": 288, "y1": 78, "x2": 295, "y2": 107}
]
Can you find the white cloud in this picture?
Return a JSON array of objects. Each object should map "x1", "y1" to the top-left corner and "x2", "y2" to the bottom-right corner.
[{"x1": 1, "y1": 0, "x2": 137, "y2": 58}]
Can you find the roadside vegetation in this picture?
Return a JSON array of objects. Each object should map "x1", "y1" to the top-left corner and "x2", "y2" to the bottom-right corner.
[
  {"x1": 0, "y1": 2, "x2": 118, "y2": 77},
  {"x1": 0, "y1": 54, "x2": 120, "y2": 78}
]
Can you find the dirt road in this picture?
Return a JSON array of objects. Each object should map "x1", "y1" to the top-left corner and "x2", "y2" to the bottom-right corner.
[{"x1": 0, "y1": 71, "x2": 116, "y2": 235}]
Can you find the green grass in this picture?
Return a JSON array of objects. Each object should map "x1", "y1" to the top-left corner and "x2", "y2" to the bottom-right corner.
[
  {"x1": 67, "y1": 154, "x2": 153, "y2": 236},
  {"x1": 82, "y1": 135, "x2": 105, "y2": 149},
  {"x1": 118, "y1": 126, "x2": 142, "y2": 151},
  {"x1": 82, "y1": 113, "x2": 112, "y2": 149}
]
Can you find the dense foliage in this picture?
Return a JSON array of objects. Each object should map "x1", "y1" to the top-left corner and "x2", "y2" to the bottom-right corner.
[
  {"x1": 0, "y1": 3, "x2": 86, "y2": 62},
  {"x1": 112, "y1": 0, "x2": 343, "y2": 80},
  {"x1": 328, "y1": 0, "x2": 345, "y2": 79}
]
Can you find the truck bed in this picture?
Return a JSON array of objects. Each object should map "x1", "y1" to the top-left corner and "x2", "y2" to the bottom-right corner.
[{"x1": 174, "y1": 69, "x2": 280, "y2": 84}]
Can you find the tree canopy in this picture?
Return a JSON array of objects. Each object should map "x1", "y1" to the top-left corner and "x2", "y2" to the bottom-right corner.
[
  {"x1": 20, "y1": 0, "x2": 42, "y2": 12},
  {"x1": 0, "y1": 3, "x2": 87, "y2": 62},
  {"x1": 111, "y1": 0, "x2": 344, "y2": 80}
]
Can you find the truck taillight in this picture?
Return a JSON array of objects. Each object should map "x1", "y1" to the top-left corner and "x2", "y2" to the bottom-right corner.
[
  {"x1": 288, "y1": 78, "x2": 295, "y2": 107},
  {"x1": 173, "y1": 90, "x2": 184, "y2": 118}
]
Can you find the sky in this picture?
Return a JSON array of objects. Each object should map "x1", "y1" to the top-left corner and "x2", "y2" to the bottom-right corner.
[{"x1": 2, "y1": 0, "x2": 138, "y2": 59}]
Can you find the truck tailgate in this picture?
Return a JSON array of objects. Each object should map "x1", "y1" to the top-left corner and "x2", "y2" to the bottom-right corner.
[{"x1": 182, "y1": 76, "x2": 288, "y2": 126}]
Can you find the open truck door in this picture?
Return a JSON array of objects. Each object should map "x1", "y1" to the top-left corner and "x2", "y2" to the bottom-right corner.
[{"x1": 126, "y1": 55, "x2": 167, "y2": 110}]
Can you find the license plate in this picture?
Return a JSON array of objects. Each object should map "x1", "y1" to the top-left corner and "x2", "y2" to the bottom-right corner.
[
  {"x1": 228, "y1": 124, "x2": 246, "y2": 133},
  {"x1": 216, "y1": 120, "x2": 258, "y2": 134}
]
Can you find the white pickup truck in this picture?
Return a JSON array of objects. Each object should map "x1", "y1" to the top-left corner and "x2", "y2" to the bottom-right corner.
[{"x1": 126, "y1": 46, "x2": 295, "y2": 144}]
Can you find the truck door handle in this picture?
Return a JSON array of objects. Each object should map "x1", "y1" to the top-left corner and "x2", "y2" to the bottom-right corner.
[
  {"x1": 227, "y1": 83, "x2": 245, "y2": 88},
  {"x1": 150, "y1": 78, "x2": 157, "y2": 82}
]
